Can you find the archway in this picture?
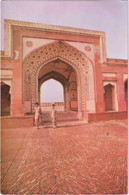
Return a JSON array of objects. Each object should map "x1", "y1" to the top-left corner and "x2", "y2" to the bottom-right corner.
[
  {"x1": 23, "y1": 41, "x2": 95, "y2": 119},
  {"x1": 1, "y1": 82, "x2": 11, "y2": 116},
  {"x1": 38, "y1": 59, "x2": 78, "y2": 112},
  {"x1": 104, "y1": 83, "x2": 115, "y2": 111},
  {"x1": 124, "y1": 80, "x2": 128, "y2": 111}
]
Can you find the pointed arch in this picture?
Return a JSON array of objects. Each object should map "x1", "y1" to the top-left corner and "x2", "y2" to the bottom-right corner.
[
  {"x1": 23, "y1": 41, "x2": 94, "y2": 116},
  {"x1": 39, "y1": 71, "x2": 68, "y2": 87}
]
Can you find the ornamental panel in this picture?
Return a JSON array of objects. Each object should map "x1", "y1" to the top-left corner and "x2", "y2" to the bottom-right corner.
[{"x1": 23, "y1": 41, "x2": 93, "y2": 112}]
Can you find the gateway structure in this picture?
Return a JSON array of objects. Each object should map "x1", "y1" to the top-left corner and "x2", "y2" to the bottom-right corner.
[{"x1": 1, "y1": 20, "x2": 128, "y2": 127}]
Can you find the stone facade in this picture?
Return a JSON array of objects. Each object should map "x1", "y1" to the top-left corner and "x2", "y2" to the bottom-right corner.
[{"x1": 1, "y1": 19, "x2": 128, "y2": 122}]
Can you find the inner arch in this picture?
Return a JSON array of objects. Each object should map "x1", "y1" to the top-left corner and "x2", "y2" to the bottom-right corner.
[{"x1": 23, "y1": 41, "x2": 94, "y2": 117}]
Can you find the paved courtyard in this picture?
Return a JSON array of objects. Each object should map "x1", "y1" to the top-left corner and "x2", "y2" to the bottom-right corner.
[{"x1": 1, "y1": 120, "x2": 127, "y2": 194}]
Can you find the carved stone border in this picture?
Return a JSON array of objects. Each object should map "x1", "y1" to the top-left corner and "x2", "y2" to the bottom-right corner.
[
  {"x1": 3, "y1": 19, "x2": 107, "y2": 63},
  {"x1": 23, "y1": 41, "x2": 93, "y2": 113}
]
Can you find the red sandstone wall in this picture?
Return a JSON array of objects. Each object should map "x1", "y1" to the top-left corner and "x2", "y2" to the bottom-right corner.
[
  {"x1": 88, "y1": 112, "x2": 127, "y2": 122},
  {"x1": 1, "y1": 23, "x2": 128, "y2": 118},
  {"x1": 1, "y1": 116, "x2": 34, "y2": 129}
]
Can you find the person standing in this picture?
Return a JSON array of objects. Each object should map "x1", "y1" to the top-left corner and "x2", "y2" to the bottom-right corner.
[
  {"x1": 34, "y1": 102, "x2": 41, "y2": 130},
  {"x1": 50, "y1": 104, "x2": 57, "y2": 129}
]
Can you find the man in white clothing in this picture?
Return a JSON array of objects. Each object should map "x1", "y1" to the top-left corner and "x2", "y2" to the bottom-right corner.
[
  {"x1": 34, "y1": 103, "x2": 41, "y2": 130},
  {"x1": 50, "y1": 104, "x2": 57, "y2": 129}
]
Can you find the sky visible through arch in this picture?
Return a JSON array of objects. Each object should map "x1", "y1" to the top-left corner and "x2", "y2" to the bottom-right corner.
[
  {"x1": 1, "y1": 1, "x2": 127, "y2": 102},
  {"x1": 40, "y1": 79, "x2": 64, "y2": 103}
]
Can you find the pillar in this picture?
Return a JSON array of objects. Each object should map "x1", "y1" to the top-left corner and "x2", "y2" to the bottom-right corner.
[
  {"x1": 11, "y1": 61, "x2": 24, "y2": 116},
  {"x1": 64, "y1": 85, "x2": 67, "y2": 112},
  {"x1": 117, "y1": 73, "x2": 126, "y2": 111},
  {"x1": 77, "y1": 83, "x2": 83, "y2": 119},
  {"x1": 66, "y1": 88, "x2": 70, "y2": 112},
  {"x1": 94, "y1": 48, "x2": 105, "y2": 113}
]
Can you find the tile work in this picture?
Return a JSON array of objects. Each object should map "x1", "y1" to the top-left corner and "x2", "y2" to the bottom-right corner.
[{"x1": 1, "y1": 120, "x2": 127, "y2": 194}]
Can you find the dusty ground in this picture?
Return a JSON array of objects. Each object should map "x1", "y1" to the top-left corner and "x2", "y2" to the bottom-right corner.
[{"x1": 1, "y1": 119, "x2": 127, "y2": 194}]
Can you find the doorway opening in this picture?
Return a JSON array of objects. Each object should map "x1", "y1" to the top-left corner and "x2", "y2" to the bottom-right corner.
[
  {"x1": 1, "y1": 82, "x2": 11, "y2": 116},
  {"x1": 40, "y1": 79, "x2": 64, "y2": 111},
  {"x1": 104, "y1": 83, "x2": 115, "y2": 111}
]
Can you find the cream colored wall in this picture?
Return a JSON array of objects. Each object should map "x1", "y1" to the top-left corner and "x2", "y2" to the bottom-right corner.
[
  {"x1": 4, "y1": 19, "x2": 107, "y2": 63},
  {"x1": 23, "y1": 38, "x2": 55, "y2": 59},
  {"x1": 103, "y1": 73, "x2": 117, "y2": 77},
  {"x1": 23, "y1": 38, "x2": 95, "y2": 64},
  {"x1": 86, "y1": 64, "x2": 95, "y2": 113},
  {"x1": 1, "y1": 69, "x2": 13, "y2": 79},
  {"x1": 65, "y1": 41, "x2": 95, "y2": 65}
]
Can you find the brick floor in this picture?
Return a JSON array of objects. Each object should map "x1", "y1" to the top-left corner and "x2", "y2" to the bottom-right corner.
[{"x1": 1, "y1": 120, "x2": 127, "y2": 194}]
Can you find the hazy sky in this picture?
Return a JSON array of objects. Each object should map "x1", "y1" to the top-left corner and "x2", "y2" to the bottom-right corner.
[
  {"x1": 1, "y1": 1, "x2": 128, "y2": 102},
  {"x1": 41, "y1": 79, "x2": 64, "y2": 102},
  {"x1": 1, "y1": 1, "x2": 127, "y2": 59}
]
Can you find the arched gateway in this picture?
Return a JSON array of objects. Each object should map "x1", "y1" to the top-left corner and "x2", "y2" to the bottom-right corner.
[
  {"x1": 23, "y1": 41, "x2": 94, "y2": 118},
  {"x1": 1, "y1": 20, "x2": 128, "y2": 127}
]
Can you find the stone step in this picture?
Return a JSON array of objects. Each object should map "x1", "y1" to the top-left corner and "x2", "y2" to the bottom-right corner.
[
  {"x1": 39, "y1": 120, "x2": 87, "y2": 128},
  {"x1": 41, "y1": 111, "x2": 78, "y2": 122}
]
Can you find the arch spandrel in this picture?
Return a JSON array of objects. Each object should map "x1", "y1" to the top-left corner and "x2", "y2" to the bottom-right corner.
[
  {"x1": 23, "y1": 41, "x2": 91, "y2": 74},
  {"x1": 23, "y1": 41, "x2": 94, "y2": 113}
]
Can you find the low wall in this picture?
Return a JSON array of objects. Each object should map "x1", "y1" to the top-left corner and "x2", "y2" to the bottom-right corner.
[
  {"x1": 1, "y1": 111, "x2": 127, "y2": 129},
  {"x1": 41, "y1": 106, "x2": 64, "y2": 112},
  {"x1": 88, "y1": 111, "x2": 127, "y2": 122},
  {"x1": 41, "y1": 102, "x2": 64, "y2": 111},
  {"x1": 1, "y1": 115, "x2": 34, "y2": 129}
]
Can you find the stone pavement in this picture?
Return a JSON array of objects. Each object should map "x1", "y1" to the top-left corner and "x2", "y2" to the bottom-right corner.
[{"x1": 1, "y1": 120, "x2": 127, "y2": 194}]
